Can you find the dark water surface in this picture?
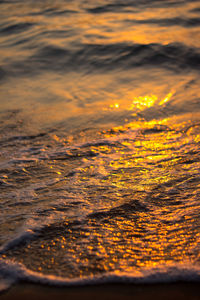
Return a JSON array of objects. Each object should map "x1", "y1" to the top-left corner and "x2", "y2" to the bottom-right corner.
[{"x1": 0, "y1": 0, "x2": 200, "y2": 291}]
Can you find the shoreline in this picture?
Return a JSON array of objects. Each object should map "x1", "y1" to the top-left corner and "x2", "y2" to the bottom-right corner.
[{"x1": 1, "y1": 282, "x2": 200, "y2": 300}]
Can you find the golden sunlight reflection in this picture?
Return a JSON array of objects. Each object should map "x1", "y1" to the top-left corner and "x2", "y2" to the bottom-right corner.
[
  {"x1": 1, "y1": 0, "x2": 200, "y2": 280},
  {"x1": 4, "y1": 110, "x2": 199, "y2": 277},
  {"x1": 107, "y1": 91, "x2": 174, "y2": 113},
  {"x1": 159, "y1": 92, "x2": 173, "y2": 106},
  {"x1": 128, "y1": 91, "x2": 174, "y2": 110},
  {"x1": 129, "y1": 95, "x2": 157, "y2": 110},
  {"x1": 110, "y1": 103, "x2": 120, "y2": 109},
  {"x1": 16, "y1": 210, "x2": 199, "y2": 276}
]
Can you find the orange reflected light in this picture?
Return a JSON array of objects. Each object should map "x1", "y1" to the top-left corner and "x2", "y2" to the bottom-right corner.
[
  {"x1": 129, "y1": 91, "x2": 174, "y2": 111},
  {"x1": 129, "y1": 95, "x2": 157, "y2": 110},
  {"x1": 110, "y1": 103, "x2": 120, "y2": 109},
  {"x1": 107, "y1": 91, "x2": 174, "y2": 112},
  {"x1": 159, "y1": 91, "x2": 174, "y2": 106}
]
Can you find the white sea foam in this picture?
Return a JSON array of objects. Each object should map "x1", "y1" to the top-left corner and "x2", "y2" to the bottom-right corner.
[{"x1": 0, "y1": 258, "x2": 200, "y2": 292}]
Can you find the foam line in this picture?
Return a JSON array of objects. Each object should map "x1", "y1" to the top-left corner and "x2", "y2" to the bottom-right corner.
[{"x1": 0, "y1": 259, "x2": 200, "y2": 292}]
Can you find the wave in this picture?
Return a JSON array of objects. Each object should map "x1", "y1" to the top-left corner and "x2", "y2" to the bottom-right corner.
[
  {"x1": 87, "y1": 0, "x2": 186, "y2": 13},
  {"x1": 0, "y1": 230, "x2": 37, "y2": 255},
  {"x1": 0, "y1": 193, "x2": 149, "y2": 255},
  {"x1": 0, "y1": 259, "x2": 200, "y2": 293},
  {"x1": 0, "y1": 22, "x2": 34, "y2": 36},
  {"x1": 3, "y1": 42, "x2": 200, "y2": 78},
  {"x1": 0, "y1": 67, "x2": 6, "y2": 81},
  {"x1": 125, "y1": 17, "x2": 200, "y2": 28}
]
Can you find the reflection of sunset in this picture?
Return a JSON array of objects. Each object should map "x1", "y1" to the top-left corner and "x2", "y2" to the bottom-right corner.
[
  {"x1": 4, "y1": 110, "x2": 199, "y2": 276},
  {"x1": 0, "y1": 0, "x2": 200, "y2": 286},
  {"x1": 159, "y1": 92, "x2": 173, "y2": 106},
  {"x1": 129, "y1": 95, "x2": 157, "y2": 110},
  {"x1": 107, "y1": 91, "x2": 174, "y2": 113}
]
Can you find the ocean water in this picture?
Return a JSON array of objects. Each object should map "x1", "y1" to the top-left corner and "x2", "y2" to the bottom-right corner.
[{"x1": 0, "y1": 0, "x2": 200, "y2": 292}]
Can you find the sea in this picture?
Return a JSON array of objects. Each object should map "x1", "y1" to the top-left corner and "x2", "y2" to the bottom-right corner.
[{"x1": 0, "y1": 0, "x2": 200, "y2": 292}]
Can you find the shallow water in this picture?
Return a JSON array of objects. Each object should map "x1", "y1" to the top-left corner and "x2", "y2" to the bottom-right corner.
[{"x1": 0, "y1": 0, "x2": 200, "y2": 290}]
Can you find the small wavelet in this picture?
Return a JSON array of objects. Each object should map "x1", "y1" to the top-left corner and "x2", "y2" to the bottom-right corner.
[
  {"x1": 3, "y1": 42, "x2": 200, "y2": 80},
  {"x1": 0, "y1": 22, "x2": 34, "y2": 36},
  {"x1": 125, "y1": 17, "x2": 200, "y2": 28}
]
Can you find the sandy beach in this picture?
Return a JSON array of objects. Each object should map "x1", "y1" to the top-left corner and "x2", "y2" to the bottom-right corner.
[{"x1": 1, "y1": 283, "x2": 200, "y2": 300}]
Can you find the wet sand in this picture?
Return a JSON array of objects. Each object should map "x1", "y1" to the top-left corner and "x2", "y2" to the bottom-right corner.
[{"x1": 1, "y1": 283, "x2": 200, "y2": 300}]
